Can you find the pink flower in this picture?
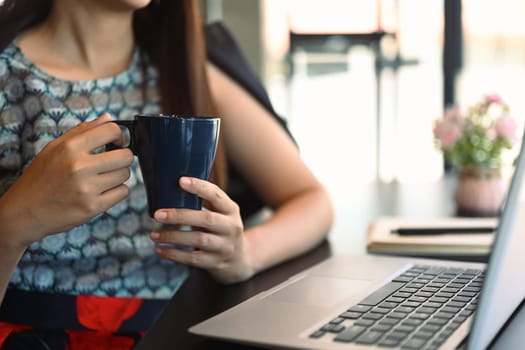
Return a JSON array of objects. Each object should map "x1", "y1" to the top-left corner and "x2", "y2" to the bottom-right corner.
[
  {"x1": 433, "y1": 120, "x2": 462, "y2": 149},
  {"x1": 494, "y1": 115, "x2": 517, "y2": 141},
  {"x1": 443, "y1": 106, "x2": 461, "y2": 121},
  {"x1": 485, "y1": 94, "x2": 503, "y2": 105}
]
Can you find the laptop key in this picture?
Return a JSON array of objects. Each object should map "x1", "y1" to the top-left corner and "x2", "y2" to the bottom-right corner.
[
  {"x1": 414, "y1": 291, "x2": 433, "y2": 298},
  {"x1": 427, "y1": 317, "x2": 449, "y2": 326},
  {"x1": 348, "y1": 304, "x2": 372, "y2": 313},
  {"x1": 407, "y1": 296, "x2": 427, "y2": 303},
  {"x1": 429, "y1": 297, "x2": 448, "y2": 303},
  {"x1": 333, "y1": 325, "x2": 367, "y2": 343},
  {"x1": 417, "y1": 307, "x2": 437, "y2": 314},
  {"x1": 435, "y1": 292, "x2": 454, "y2": 298},
  {"x1": 424, "y1": 302, "x2": 443, "y2": 308},
  {"x1": 434, "y1": 312, "x2": 454, "y2": 319},
  {"x1": 378, "y1": 337, "x2": 402, "y2": 348},
  {"x1": 393, "y1": 324, "x2": 416, "y2": 333},
  {"x1": 421, "y1": 287, "x2": 439, "y2": 293},
  {"x1": 447, "y1": 301, "x2": 467, "y2": 308},
  {"x1": 465, "y1": 304, "x2": 477, "y2": 311},
  {"x1": 378, "y1": 317, "x2": 401, "y2": 326},
  {"x1": 355, "y1": 330, "x2": 384, "y2": 345},
  {"x1": 393, "y1": 292, "x2": 412, "y2": 298},
  {"x1": 321, "y1": 324, "x2": 345, "y2": 333},
  {"x1": 386, "y1": 297, "x2": 406, "y2": 303},
  {"x1": 452, "y1": 296, "x2": 471, "y2": 303},
  {"x1": 386, "y1": 330, "x2": 410, "y2": 340},
  {"x1": 409, "y1": 312, "x2": 430, "y2": 320},
  {"x1": 340, "y1": 311, "x2": 362, "y2": 319},
  {"x1": 452, "y1": 315, "x2": 468, "y2": 324},
  {"x1": 402, "y1": 301, "x2": 421, "y2": 308},
  {"x1": 396, "y1": 306, "x2": 416, "y2": 313},
  {"x1": 400, "y1": 337, "x2": 428, "y2": 349},
  {"x1": 402, "y1": 318, "x2": 423, "y2": 327},
  {"x1": 412, "y1": 330, "x2": 435, "y2": 340},
  {"x1": 309, "y1": 330, "x2": 325, "y2": 339},
  {"x1": 362, "y1": 312, "x2": 384, "y2": 320},
  {"x1": 371, "y1": 324, "x2": 393, "y2": 332},
  {"x1": 354, "y1": 319, "x2": 376, "y2": 327},
  {"x1": 329, "y1": 317, "x2": 345, "y2": 324},
  {"x1": 441, "y1": 306, "x2": 461, "y2": 314},
  {"x1": 359, "y1": 282, "x2": 406, "y2": 306},
  {"x1": 378, "y1": 302, "x2": 399, "y2": 309},
  {"x1": 372, "y1": 307, "x2": 392, "y2": 314}
]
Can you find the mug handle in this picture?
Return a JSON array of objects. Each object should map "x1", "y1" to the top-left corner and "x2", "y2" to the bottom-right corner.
[{"x1": 105, "y1": 120, "x2": 137, "y2": 154}]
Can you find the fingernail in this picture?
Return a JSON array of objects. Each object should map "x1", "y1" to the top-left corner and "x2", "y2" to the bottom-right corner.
[
  {"x1": 100, "y1": 113, "x2": 112, "y2": 121},
  {"x1": 155, "y1": 211, "x2": 167, "y2": 220},
  {"x1": 150, "y1": 231, "x2": 160, "y2": 240},
  {"x1": 179, "y1": 177, "x2": 191, "y2": 187}
]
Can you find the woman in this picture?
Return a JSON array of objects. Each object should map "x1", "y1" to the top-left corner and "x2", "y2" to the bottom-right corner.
[{"x1": 0, "y1": 0, "x2": 333, "y2": 348}]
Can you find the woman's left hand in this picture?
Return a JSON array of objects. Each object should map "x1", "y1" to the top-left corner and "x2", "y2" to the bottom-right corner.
[{"x1": 150, "y1": 177, "x2": 254, "y2": 284}]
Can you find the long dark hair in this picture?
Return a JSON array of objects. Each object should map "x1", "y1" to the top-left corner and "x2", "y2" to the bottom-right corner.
[{"x1": 0, "y1": 0, "x2": 227, "y2": 189}]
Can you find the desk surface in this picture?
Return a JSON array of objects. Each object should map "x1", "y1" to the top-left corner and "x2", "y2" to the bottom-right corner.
[{"x1": 135, "y1": 178, "x2": 524, "y2": 349}]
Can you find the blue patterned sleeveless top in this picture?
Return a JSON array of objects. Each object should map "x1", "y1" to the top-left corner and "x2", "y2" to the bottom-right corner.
[{"x1": 0, "y1": 42, "x2": 189, "y2": 298}]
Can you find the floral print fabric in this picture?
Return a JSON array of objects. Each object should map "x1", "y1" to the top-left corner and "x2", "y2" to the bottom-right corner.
[{"x1": 0, "y1": 42, "x2": 188, "y2": 298}]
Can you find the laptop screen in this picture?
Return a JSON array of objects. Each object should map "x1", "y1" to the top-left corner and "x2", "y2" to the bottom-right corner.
[{"x1": 467, "y1": 129, "x2": 525, "y2": 349}]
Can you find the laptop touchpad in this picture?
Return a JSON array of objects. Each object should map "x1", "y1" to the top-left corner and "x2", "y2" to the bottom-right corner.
[{"x1": 264, "y1": 276, "x2": 372, "y2": 307}]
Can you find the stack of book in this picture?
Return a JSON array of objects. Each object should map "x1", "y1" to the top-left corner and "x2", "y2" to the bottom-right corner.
[{"x1": 367, "y1": 216, "x2": 498, "y2": 259}]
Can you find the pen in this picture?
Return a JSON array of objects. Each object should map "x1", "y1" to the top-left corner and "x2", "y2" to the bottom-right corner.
[{"x1": 390, "y1": 227, "x2": 496, "y2": 235}]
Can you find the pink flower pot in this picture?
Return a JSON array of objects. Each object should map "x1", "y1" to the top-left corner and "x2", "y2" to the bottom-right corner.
[{"x1": 454, "y1": 166, "x2": 508, "y2": 217}]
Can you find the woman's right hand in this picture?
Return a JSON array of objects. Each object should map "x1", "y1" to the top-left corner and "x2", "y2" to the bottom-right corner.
[{"x1": 0, "y1": 113, "x2": 134, "y2": 249}]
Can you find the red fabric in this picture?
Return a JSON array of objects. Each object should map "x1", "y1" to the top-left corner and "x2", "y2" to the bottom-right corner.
[
  {"x1": 76, "y1": 295, "x2": 142, "y2": 332},
  {"x1": 66, "y1": 330, "x2": 135, "y2": 350},
  {"x1": 0, "y1": 322, "x2": 32, "y2": 348}
]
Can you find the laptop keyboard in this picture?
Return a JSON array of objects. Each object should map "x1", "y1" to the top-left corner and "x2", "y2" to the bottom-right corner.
[{"x1": 309, "y1": 264, "x2": 484, "y2": 349}]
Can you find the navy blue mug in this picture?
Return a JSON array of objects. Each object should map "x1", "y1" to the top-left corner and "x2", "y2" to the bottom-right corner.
[{"x1": 109, "y1": 114, "x2": 220, "y2": 217}]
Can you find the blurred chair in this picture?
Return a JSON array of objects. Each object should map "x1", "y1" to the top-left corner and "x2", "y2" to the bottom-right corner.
[{"x1": 286, "y1": 0, "x2": 418, "y2": 177}]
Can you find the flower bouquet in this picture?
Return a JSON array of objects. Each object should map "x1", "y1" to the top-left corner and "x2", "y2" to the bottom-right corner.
[
  {"x1": 433, "y1": 94, "x2": 519, "y2": 216},
  {"x1": 433, "y1": 94, "x2": 518, "y2": 169}
]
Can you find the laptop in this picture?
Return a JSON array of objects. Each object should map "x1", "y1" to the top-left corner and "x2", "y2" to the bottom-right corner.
[{"x1": 190, "y1": 132, "x2": 525, "y2": 350}]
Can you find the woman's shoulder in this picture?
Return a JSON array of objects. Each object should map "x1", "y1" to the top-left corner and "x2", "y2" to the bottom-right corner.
[{"x1": 0, "y1": 41, "x2": 33, "y2": 75}]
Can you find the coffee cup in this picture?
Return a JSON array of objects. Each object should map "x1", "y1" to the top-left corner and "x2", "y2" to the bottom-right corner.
[{"x1": 107, "y1": 114, "x2": 220, "y2": 216}]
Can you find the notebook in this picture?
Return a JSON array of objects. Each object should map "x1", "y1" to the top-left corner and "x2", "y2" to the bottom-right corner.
[
  {"x1": 366, "y1": 216, "x2": 498, "y2": 258},
  {"x1": 189, "y1": 131, "x2": 525, "y2": 350}
]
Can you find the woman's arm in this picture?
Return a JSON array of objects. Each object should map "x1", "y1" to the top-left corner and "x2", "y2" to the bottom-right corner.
[
  {"x1": 0, "y1": 115, "x2": 133, "y2": 304},
  {"x1": 207, "y1": 63, "x2": 334, "y2": 273},
  {"x1": 151, "y1": 63, "x2": 333, "y2": 283},
  {"x1": 0, "y1": 242, "x2": 25, "y2": 304}
]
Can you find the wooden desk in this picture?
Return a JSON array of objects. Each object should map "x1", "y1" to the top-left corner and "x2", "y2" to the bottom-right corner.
[{"x1": 135, "y1": 178, "x2": 523, "y2": 349}]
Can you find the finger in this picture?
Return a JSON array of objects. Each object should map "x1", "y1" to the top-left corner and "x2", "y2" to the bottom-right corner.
[
  {"x1": 150, "y1": 230, "x2": 226, "y2": 253},
  {"x1": 91, "y1": 148, "x2": 134, "y2": 174},
  {"x1": 61, "y1": 113, "x2": 113, "y2": 140},
  {"x1": 155, "y1": 246, "x2": 216, "y2": 270},
  {"x1": 154, "y1": 208, "x2": 231, "y2": 235},
  {"x1": 77, "y1": 119, "x2": 122, "y2": 151},
  {"x1": 179, "y1": 177, "x2": 237, "y2": 214},
  {"x1": 95, "y1": 168, "x2": 131, "y2": 194},
  {"x1": 98, "y1": 184, "x2": 130, "y2": 208},
  {"x1": 62, "y1": 115, "x2": 122, "y2": 153}
]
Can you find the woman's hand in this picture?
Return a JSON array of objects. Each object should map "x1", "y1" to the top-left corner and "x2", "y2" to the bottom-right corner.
[
  {"x1": 150, "y1": 177, "x2": 254, "y2": 284},
  {"x1": 0, "y1": 114, "x2": 134, "y2": 248}
]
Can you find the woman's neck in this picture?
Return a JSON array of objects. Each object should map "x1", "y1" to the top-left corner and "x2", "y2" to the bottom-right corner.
[{"x1": 17, "y1": 0, "x2": 137, "y2": 80}]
